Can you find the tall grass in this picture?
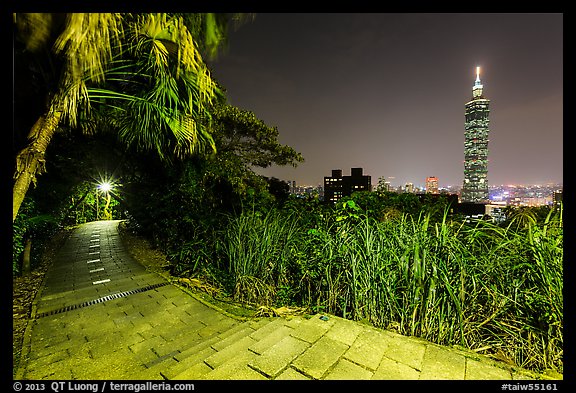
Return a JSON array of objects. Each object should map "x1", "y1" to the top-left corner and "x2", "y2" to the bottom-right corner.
[
  {"x1": 221, "y1": 209, "x2": 301, "y2": 305},
  {"x1": 218, "y1": 205, "x2": 563, "y2": 373},
  {"x1": 336, "y1": 211, "x2": 468, "y2": 344}
]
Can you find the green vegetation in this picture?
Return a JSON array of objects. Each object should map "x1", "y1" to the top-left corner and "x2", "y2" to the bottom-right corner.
[{"x1": 156, "y1": 193, "x2": 562, "y2": 374}]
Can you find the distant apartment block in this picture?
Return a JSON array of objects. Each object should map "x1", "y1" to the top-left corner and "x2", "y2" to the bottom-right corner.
[
  {"x1": 553, "y1": 189, "x2": 563, "y2": 206},
  {"x1": 324, "y1": 167, "x2": 372, "y2": 203},
  {"x1": 426, "y1": 176, "x2": 439, "y2": 194}
]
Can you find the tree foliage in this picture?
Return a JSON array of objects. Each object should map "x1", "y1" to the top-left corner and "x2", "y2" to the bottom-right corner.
[
  {"x1": 211, "y1": 104, "x2": 304, "y2": 168},
  {"x1": 12, "y1": 13, "x2": 240, "y2": 222}
]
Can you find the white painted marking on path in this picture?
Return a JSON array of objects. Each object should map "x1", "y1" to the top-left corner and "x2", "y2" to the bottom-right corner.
[
  {"x1": 87, "y1": 259, "x2": 101, "y2": 263},
  {"x1": 93, "y1": 279, "x2": 111, "y2": 285},
  {"x1": 89, "y1": 268, "x2": 105, "y2": 273}
]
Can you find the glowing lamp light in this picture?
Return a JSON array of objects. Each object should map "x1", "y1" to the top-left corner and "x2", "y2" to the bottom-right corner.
[{"x1": 98, "y1": 182, "x2": 112, "y2": 192}]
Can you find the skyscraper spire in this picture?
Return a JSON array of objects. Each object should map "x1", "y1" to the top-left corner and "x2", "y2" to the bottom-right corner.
[{"x1": 472, "y1": 66, "x2": 483, "y2": 98}]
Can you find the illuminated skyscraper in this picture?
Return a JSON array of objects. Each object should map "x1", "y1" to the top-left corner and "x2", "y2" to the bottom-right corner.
[{"x1": 461, "y1": 67, "x2": 490, "y2": 203}]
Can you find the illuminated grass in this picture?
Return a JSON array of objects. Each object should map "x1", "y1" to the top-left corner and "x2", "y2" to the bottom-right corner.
[{"x1": 219, "y1": 205, "x2": 563, "y2": 373}]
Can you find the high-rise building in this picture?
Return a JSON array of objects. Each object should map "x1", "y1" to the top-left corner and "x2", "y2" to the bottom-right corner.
[
  {"x1": 425, "y1": 176, "x2": 439, "y2": 194},
  {"x1": 553, "y1": 189, "x2": 563, "y2": 206},
  {"x1": 324, "y1": 168, "x2": 372, "y2": 203},
  {"x1": 461, "y1": 66, "x2": 490, "y2": 203},
  {"x1": 324, "y1": 169, "x2": 344, "y2": 204}
]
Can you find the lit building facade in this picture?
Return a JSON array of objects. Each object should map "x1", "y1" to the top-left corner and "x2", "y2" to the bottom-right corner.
[
  {"x1": 324, "y1": 169, "x2": 344, "y2": 204},
  {"x1": 553, "y1": 189, "x2": 563, "y2": 206},
  {"x1": 324, "y1": 168, "x2": 372, "y2": 204},
  {"x1": 425, "y1": 176, "x2": 439, "y2": 194},
  {"x1": 461, "y1": 66, "x2": 490, "y2": 203}
]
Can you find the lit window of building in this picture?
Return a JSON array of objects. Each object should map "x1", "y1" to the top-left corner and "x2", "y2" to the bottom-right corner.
[{"x1": 323, "y1": 168, "x2": 372, "y2": 204}]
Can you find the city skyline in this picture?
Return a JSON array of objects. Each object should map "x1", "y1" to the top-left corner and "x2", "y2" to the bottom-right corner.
[{"x1": 209, "y1": 13, "x2": 563, "y2": 188}]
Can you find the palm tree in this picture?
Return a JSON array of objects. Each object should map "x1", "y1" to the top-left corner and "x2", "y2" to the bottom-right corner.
[{"x1": 13, "y1": 13, "x2": 245, "y2": 222}]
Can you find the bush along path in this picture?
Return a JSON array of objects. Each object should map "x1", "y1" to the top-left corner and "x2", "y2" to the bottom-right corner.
[{"x1": 14, "y1": 219, "x2": 561, "y2": 381}]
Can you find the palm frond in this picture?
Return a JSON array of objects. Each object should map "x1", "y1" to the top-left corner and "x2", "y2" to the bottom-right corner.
[{"x1": 54, "y1": 13, "x2": 123, "y2": 84}]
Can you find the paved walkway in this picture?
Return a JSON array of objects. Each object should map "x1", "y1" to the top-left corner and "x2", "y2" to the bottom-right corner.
[{"x1": 15, "y1": 220, "x2": 555, "y2": 381}]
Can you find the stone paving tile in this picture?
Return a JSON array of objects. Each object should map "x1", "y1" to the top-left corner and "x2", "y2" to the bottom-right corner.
[
  {"x1": 248, "y1": 317, "x2": 291, "y2": 341},
  {"x1": 144, "y1": 351, "x2": 181, "y2": 370},
  {"x1": 149, "y1": 338, "x2": 185, "y2": 358},
  {"x1": 159, "y1": 323, "x2": 205, "y2": 345},
  {"x1": 284, "y1": 317, "x2": 304, "y2": 329},
  {"x1": 324, "y1": 317, "x2": 364, "y2": 346},
  {"x1": 24, "y1": 349, "x2": 69, "y2": 371},
  {"x1": 87, "y1": 331, "x2": 126, "y2": 357},
  {"x1": 127, "y1": 363, "x2": 168, "y2": 380},
  {"x1": 204, "y1": 350, "x2": 266, "y2": 380},
  {"x1": 171, "y1": 361, "x2": 213, "y2": 380},
  {"x1": 28, "y1": 333, "x2": 71, "y2": 359},
  {"x1": 372, "y1": 356, "x2": 421, "y2": 380},
  {"x1": 164, "y1": 345, "x2": 217, "y2": 379},
  {"x1": 154, "y1": 315, "x2": 190, "y2": 341},
  {"x1": 128, "y1": 337, "x2": 164, "y2": 365},
  {"x1": 290, "y1": 315, "x2": 334, "y2": 343},
  {"x1": 324, "y1": 358, "x2": 374, "y2": 380},
  {"x1": 178, "y1": 303, "x2": 220, "y2": 321},
  {"x1": 204, "y1": 335, "x2": 257, "y2": 369},
  {"x1": 343, "y1": 328, "x2": 389, "y2": 371},
  {"x1": 195, "y1": 312, "x2": 236, "y2": 331},
  {"x1": 379, "y1": 331, "x2": 427, "y2": 370},
  {"x1": 86, "y1": 347, "x2": 146, "y2": 379},
  {"x1": 248, "y1": 324, "x2": 294, "y2": 355},
  {"x1": 25, "y1": 359, "x2": 74, "y2": 380},
  {"x1": 211, "y1": 325, "x2": 256, "y2": 351},
  {"x1": 54, "y1": 352, "x2": 97, "y2": 379},
  {"x1": 419, "y1": 344, "x2": 466, "y2": 380},
  {"x1": 130, "y1": 320, "x2": 157, "y2": 339},
  {"x1": 249, "y1": 335, "x2": 310, "y2": 378},
  {"x1": 275, "y1": 367, "x2": 311, "y2": 380},
  {"x1": 292, "y1": 335, "x2": 349, "y2": 379},
  {"x1": 246, "y1": 317, "x2": 275, "y2": 330},
  {"x1": 173, "y1": 335, "x2": 221, "y2": 363}
]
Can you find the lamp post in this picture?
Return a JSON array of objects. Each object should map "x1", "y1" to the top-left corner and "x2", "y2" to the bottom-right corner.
[{"x1": 97, "y1": 182, "x2": 112, "y2": 220}]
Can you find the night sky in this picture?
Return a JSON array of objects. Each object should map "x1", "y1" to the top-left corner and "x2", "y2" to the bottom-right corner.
[{"x1": 208, "y1": 13, "x2": 563, "y2": 189}]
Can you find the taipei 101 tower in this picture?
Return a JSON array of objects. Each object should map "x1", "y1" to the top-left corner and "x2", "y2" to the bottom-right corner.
[{"x1": 461, "y1": 66, "x2": 490, "y2": 203}]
